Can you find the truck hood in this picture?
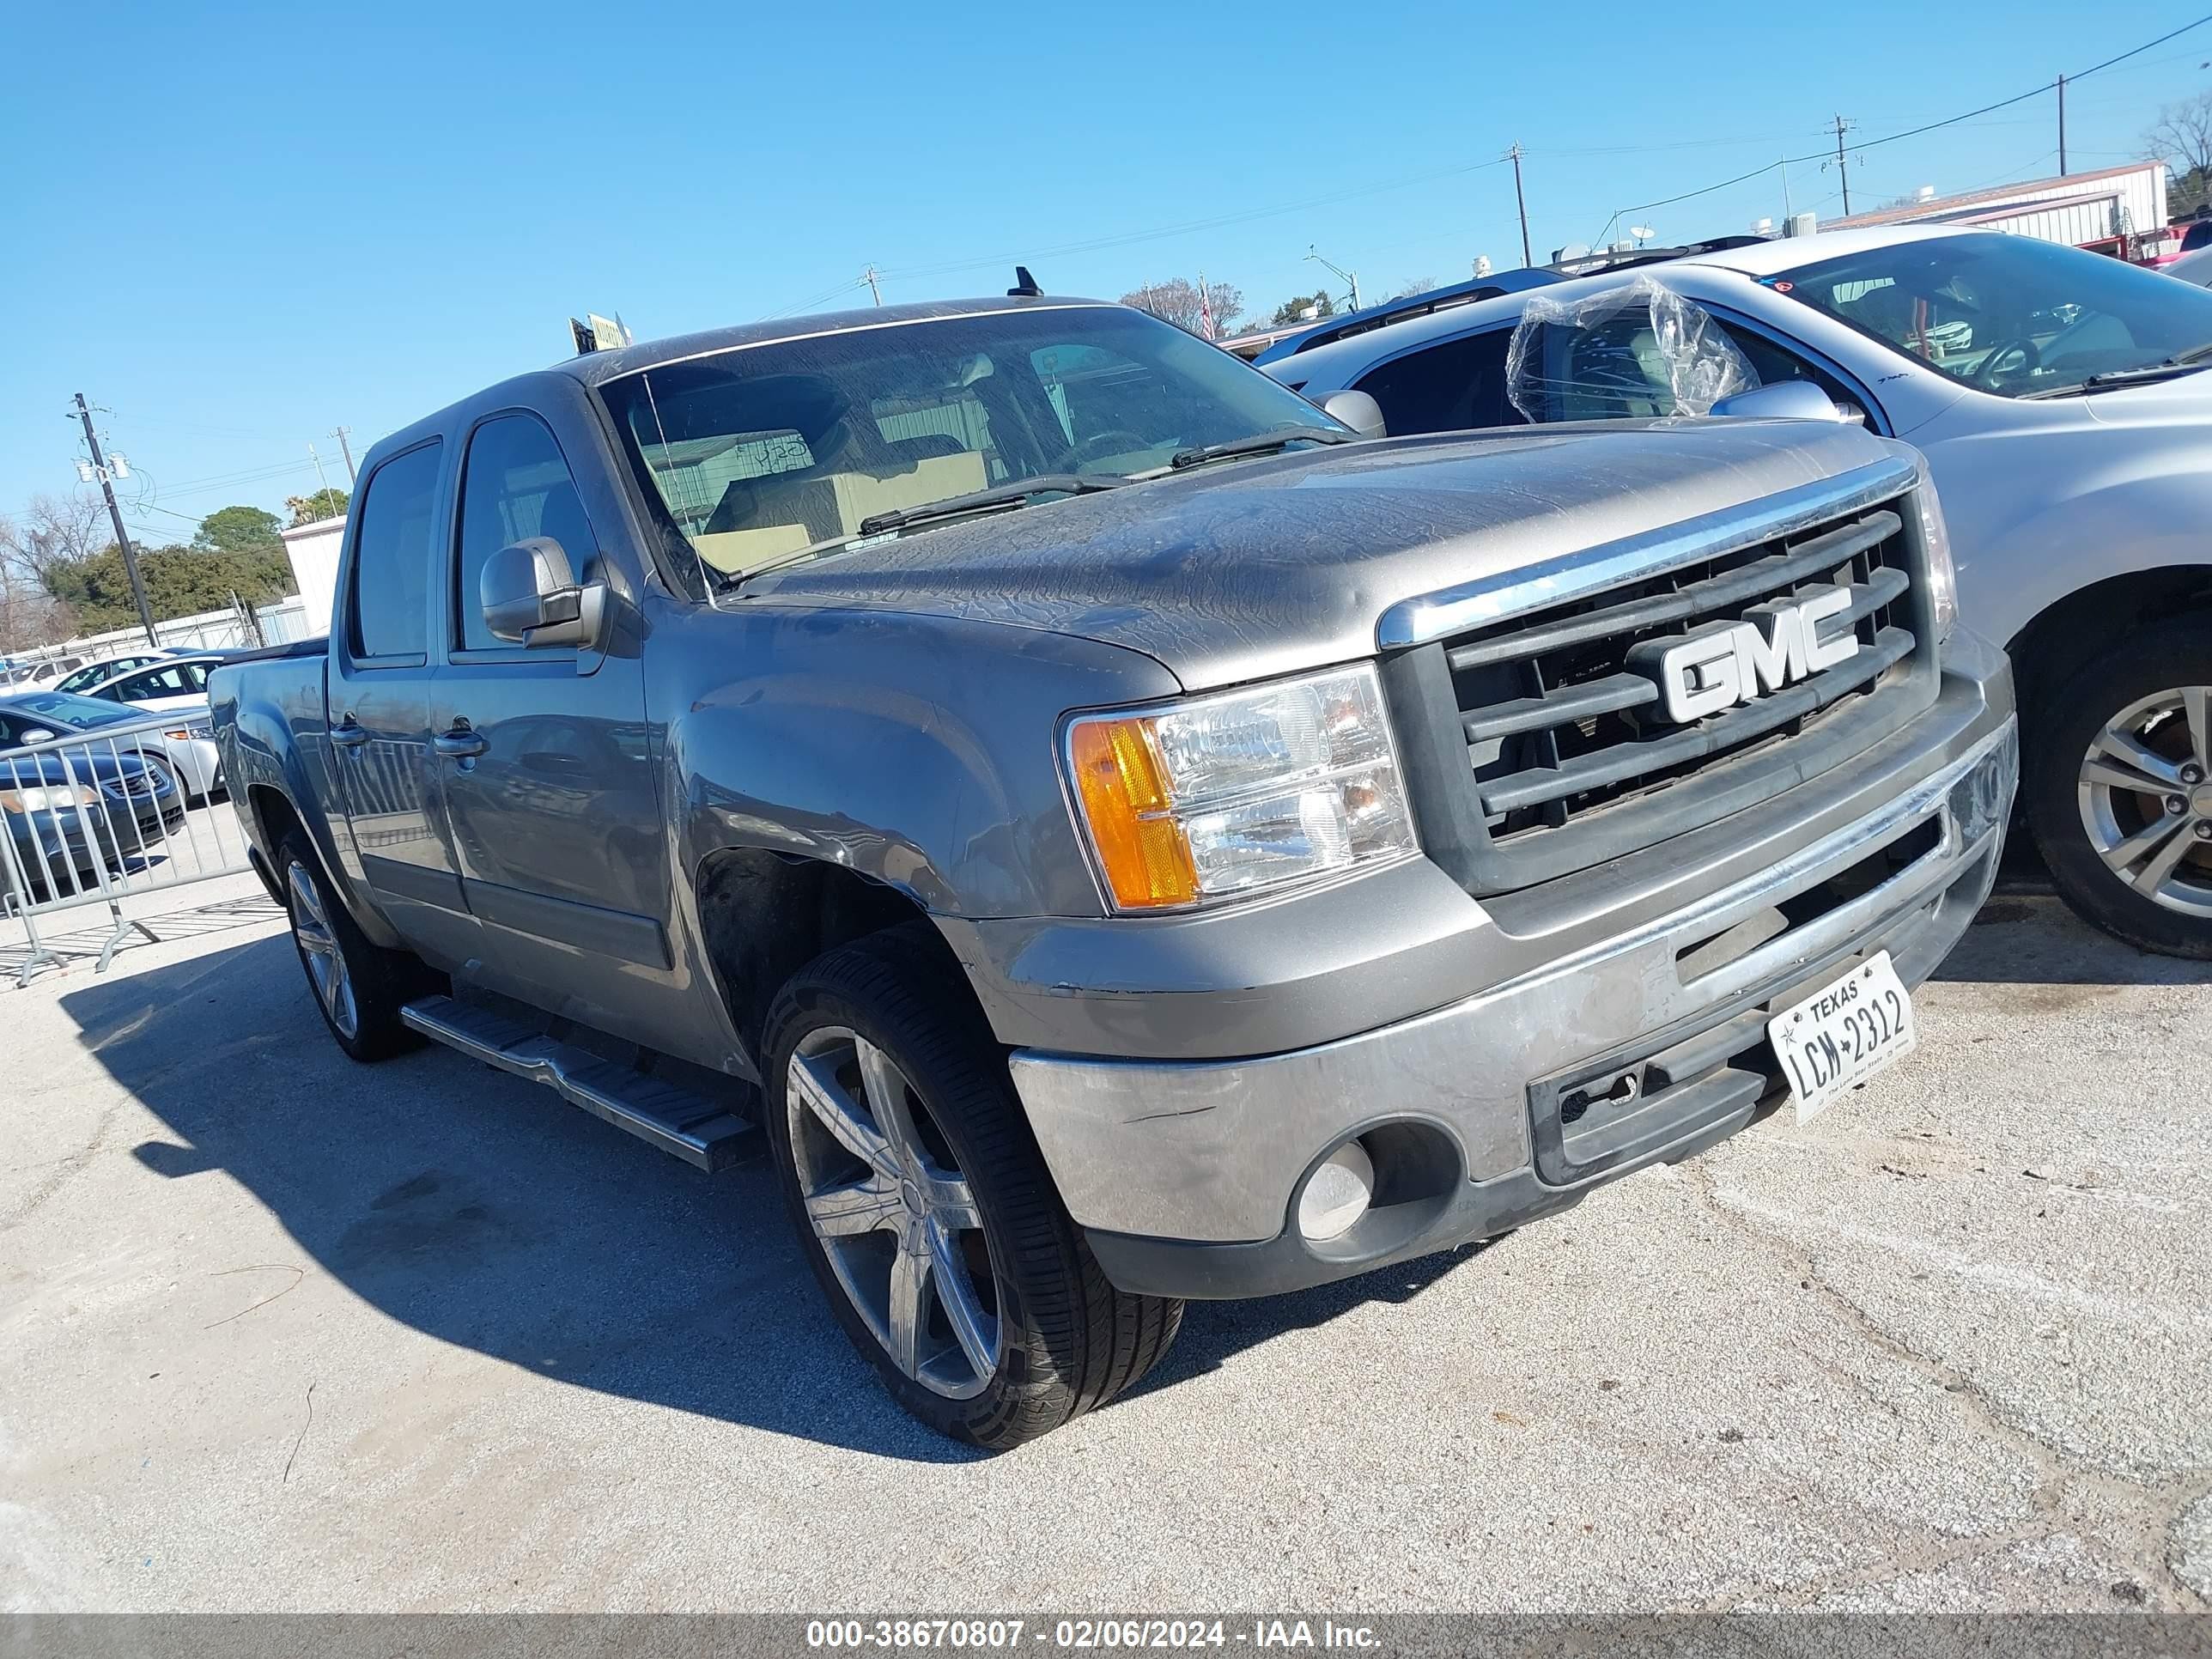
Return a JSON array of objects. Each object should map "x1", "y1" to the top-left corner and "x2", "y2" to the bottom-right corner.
[{"x1": 741, "y1": 419, "x2": 1907, "y2": 691}]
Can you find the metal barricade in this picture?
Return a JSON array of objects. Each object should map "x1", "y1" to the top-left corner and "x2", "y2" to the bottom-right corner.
[{"x1": 0, "y1": 712, "x2": 258, "y2": 985}]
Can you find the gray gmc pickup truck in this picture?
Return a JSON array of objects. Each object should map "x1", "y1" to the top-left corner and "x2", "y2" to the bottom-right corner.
[{"x1": 212, "y1": 293, "x2": 2017, "y2": 1448}]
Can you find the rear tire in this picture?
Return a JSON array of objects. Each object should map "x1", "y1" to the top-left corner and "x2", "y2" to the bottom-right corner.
[
  {"x1": 762, "y1": 921, "x2": 1182, "y2": 1449},
  {"x1": 2025, "y1": 621, "x2": 2212, "y2": 959},
  {"x1": 279, "y1": 830, "x2": 438, "y2": 1060}
]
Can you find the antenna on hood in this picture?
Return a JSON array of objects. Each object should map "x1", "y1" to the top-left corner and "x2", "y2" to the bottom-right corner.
[{"x1": 1007, "y1": 265, "x2": 1043, "y2": 298}]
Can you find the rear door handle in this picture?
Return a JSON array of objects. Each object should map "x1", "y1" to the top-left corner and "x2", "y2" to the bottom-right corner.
[
  {"x1": 434, "y1": 723, "x2": 489, "y2": 759},
  {"x1": 329, "y1": 715, "x2": 369, "y2": 750}
]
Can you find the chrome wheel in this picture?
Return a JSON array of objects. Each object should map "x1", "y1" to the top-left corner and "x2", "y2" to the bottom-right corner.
[
  {"x1": 786, "y1": 1025, "x2": 1000, "y2": 1400},
  {"x1": 2077, "y1": 685, "x2": 2212, "y2": 920},
  {"x1": 286, "y1": 856, "x2": 359, "y2": 1038}
]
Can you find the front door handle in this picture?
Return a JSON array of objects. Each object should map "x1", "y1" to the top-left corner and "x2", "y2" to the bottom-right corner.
[
  {"x1": 329, "y1": 715, "x2": 370, "y2": 750},
  {"x1": 434, "y1": 722, "x2": 489, "y2": 760}
]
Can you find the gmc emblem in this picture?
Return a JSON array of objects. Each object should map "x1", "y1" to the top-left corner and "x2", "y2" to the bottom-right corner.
[{"x1": 1628, "y1": 587, "x2": 1859, "y2": 725}]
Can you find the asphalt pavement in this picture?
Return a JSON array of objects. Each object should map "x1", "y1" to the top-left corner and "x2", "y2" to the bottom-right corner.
[{"x1": 2, "y1": 890, "x2": 2208, "y2": 1613}]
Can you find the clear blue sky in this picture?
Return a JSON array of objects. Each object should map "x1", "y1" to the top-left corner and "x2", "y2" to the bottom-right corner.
[{"x1": 3, "y1": 0, "x2": 2204, "y2": 541}]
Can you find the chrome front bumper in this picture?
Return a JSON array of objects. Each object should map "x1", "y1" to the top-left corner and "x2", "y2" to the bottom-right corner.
[{"x1": 1007, "y1": 717, "x2": 2017, "y2": 1299}]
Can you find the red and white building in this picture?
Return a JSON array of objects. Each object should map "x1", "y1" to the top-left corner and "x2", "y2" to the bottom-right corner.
[{"x1": 1826, "y1": 161, "x2": 2176, "y2": 261}]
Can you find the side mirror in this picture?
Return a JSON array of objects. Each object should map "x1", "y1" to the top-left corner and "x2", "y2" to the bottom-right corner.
[
  {"x1": 1319, "y1": 389, "x2": 1388, "y2": 440},
  {"x1": 1708, "y1": 381, "x2": 1848, "y2": 422},
  {"x1": 480, "y1": 537, "x2": 607, "y2": 648},
  {"x1": 18, "y1": 727, "x2": 56, "y2": 744}
]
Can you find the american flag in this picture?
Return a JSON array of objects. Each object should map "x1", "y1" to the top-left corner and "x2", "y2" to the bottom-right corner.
[{"x1": 1198, "y1": 272, "x2": 1215, "y2": 342}]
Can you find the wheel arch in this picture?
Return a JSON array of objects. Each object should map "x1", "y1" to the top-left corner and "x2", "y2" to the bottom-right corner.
[
  {"x1": 243, "y1": 782, "x2": 303, "y2": 905},
  {"x1": 693, "y1": 845, "x2": 967, "y2": 1064},
  {"x1": 2005, "y1": 565, "x2": 2212, "y2": 720}
]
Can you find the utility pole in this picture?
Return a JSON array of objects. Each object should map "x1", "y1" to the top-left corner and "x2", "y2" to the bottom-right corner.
[
  {"x1": 1509, "y1": 143, "x2": 1533, "y2": 268},
  {"x1": 331, "y1": 425, "x2": 356, "y2": 485},
  {"x1": 1832, "y1": 114, "x2": 1855, "y2": 216},
  {"x1": 70, "y1": 393, "x2": 157, "y2": 647},
  {"x1": 308, "y1": 442, "x2": 331, "y2": 500},
  {"x1": 862, "y1": 264, "x2": 883, "y2": 306},
  {"x1": 1305, "y1": 246, "x2": 1362, "y2": 313},
  {"x1": 2057, "y1": 75, "x2": 2069, "y2": 175}
]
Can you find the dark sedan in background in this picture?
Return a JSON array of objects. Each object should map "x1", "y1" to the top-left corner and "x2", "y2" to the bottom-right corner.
[{"x1": 0, "y1": 742, "x2": 184, "y2": 902}]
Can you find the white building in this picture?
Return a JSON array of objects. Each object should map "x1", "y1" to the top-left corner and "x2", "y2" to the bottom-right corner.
[
  {"x1": 281, "y1": 514, "x2": 347, "y2": 635},
  {"x1": 1826, "y1": 161, "x2": 2172, "y2": 258}
]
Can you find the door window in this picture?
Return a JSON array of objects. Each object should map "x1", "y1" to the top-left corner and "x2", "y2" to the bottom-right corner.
[
  {"x1": 1714, "y1": 323, "x2": 1872, "y2": 422},
  {"x1": 103, "y1": 662, "x2": 209, "y2": 702},
  {"x1": 350, "y1": 442, "x2": 442, "y2": 659},
  {"x1": 454, "y1": 415, "x2": 596, "y2": 652},
  {"x1": 1352, "y1": 330, "x2": 1524, "y2": 434}
]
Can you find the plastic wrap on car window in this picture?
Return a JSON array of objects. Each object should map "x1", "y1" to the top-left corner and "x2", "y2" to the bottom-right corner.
[{"x1": 1505, "y1": 275, "x2": 1757, "y2": 423}]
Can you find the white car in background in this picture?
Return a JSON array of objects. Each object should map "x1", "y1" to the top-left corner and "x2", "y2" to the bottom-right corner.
[
  {"x1": 75, "y1": 653, "x2": 226, "y2": 715},
  {"x1": 1273, "y1": 225, "x2": 2212, "y2": 957},
  {"x1": 0, "y1": 689, "x2": 223, "y2": 800},
  {"x1": 51, "y1": 647, "x2": 192, "y2": 696}
]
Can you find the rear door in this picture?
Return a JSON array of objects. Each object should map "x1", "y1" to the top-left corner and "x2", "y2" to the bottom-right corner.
[
  {"x1": 427, "y1": 405, "x2": 670, "y2": 1039},
  {"x1": 326, "y1": 438, "x2": 480, "y2": 966}
]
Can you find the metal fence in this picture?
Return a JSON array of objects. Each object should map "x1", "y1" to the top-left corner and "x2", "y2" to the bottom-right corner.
[{"x1": 1, "y1": 713, "x2": 258, "y2": 985}]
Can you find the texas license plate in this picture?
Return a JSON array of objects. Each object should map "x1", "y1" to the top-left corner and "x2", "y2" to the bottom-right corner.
[{"x1": 1766, "y1": 951, "x2": 1917, "y2": 1123}]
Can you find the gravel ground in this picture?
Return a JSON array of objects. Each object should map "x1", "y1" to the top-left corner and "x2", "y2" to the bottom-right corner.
[{"x1": 2, "y1": 890, "x2": 2207, "y2": 1613}]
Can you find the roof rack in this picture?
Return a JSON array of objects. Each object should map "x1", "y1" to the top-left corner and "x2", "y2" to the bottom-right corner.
[
  {"x1": 1250, "y1": 267, "x2": 1567, "y2": 364},
  {"x1": 1545, "y1": 234, "x2": 1771, "y2": 279}
]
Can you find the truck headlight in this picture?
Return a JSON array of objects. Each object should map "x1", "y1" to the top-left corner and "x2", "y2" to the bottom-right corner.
[
  {"x1": 1064, "y1": 663, "x2": 1418, "y2": 911},
  {"x1": 1911, "y1": 461, "x2": 1959, "y2": 644}
]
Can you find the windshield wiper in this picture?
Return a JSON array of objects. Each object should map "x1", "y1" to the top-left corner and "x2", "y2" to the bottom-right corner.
[
  {"x1": 1168, "y1": 426, "x2": 1358, "y2": 470},
  {"x1": 856, "y1": 474, "x2": 1127, "y2": 537},
  {"x1": 2020, "y1": 354, "x2": 2212, "y2": 398}
]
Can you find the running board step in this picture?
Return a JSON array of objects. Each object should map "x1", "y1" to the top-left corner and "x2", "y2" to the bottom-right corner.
[{"x1": 400, "y1": 995, "x2": 757, "y2": 1172}]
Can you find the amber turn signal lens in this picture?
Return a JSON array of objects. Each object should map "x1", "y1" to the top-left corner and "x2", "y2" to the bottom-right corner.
[{"x1": 1068, "y1": 716, "x2": 1199, "y2": 909}]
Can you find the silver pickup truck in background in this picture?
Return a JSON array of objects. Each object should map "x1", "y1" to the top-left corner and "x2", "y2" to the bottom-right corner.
[{"x1": 212, "y1": 293, "x2": 2016, "y2": 1448}]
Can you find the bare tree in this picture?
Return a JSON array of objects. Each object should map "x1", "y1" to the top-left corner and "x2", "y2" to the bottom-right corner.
[
  {"x1": 2147, "y1": 91, "x2": 2212, "y2": 211},
  {"x1": 1120, "y1": 277, "x2": 1245, "y2": 338},
  {"x1": 5, "y1": 492, "x2": 109, "y2": 586},
  {"x1": 1389, "y1": 276, "x2": 1439, "y2": 301},
  {"x1": 0, "y1": 512, "x2": 76, "y2": 652}
]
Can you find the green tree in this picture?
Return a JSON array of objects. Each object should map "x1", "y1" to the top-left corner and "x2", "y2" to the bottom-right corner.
[
  {"x1": 42, "y1": 541, "x2": 295, "y2": 633},
  {"x1": 284, "y1": 488, "x2": 349, "y2": 527},
  {"x1": 193, "y1": 504, "x2": 285, "y2": 558},
  {"x1": 1269, "y1": 289, "x2": 1335, "y2": 326}
]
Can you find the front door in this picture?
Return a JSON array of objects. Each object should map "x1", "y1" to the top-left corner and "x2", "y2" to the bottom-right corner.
[
  {"x1": 329, "y1": 438, "x2": 480, "y2": 969},
  {"x1": 428, "y1": 409, "x2": 672, "y2": 1045}
]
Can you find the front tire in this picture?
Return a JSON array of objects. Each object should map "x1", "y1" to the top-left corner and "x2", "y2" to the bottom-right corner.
[
  {"x1": 2026, "y1": 621, "x2": 2212, "y2": 959},
  {"x1": 279, "y1": 831, "x2": 436, "y2": 1060},
  {"x1": 763, "y1": 922, "x2": 1182, "y2": 1449}
]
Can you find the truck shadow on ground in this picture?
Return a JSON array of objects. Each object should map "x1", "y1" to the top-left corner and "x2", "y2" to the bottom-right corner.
[
  {"x1": 59, "y1": 933, "x2": 1477, "y2": 1463},
  {"x1": 1932, "y1": 892, "x2": 2212, "y2": 988}
]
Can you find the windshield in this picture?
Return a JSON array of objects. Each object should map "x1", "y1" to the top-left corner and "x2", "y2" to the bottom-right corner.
[
  {"x1": 3, "y1": 691, "x2": 139, "y2": 728},
  {"x1": 1767, "y1": 233, "x2": 2212, "y2": 398},
  {"x1": 598, "y1": 305, "x2": 1341, "y2": 580}
]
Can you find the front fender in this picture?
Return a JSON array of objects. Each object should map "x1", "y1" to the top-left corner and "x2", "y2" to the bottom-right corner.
[
  {"x1": 654, "y1": 601, "x2": 1183, "y2": 921},
  {"x1": 1932, "y1": 418, "x2": 2212, "y2": 651}
]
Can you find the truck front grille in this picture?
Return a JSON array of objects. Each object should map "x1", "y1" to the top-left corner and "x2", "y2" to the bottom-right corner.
[{"x1": 1383, "y1": 478, "x2": 1939, "y2": 895}]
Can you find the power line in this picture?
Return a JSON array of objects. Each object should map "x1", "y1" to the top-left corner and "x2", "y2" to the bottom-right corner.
[
  {"x1": 874, "y1": 155, "x2": 1514, "y2": 284},
  {"x1": 1596, "y1": 12, "x2": 2212, "y2": 243}
]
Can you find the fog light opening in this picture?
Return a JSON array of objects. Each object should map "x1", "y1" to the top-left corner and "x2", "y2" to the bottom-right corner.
[{"x1": 1297, "y1": 1139, "x2": 1376, "y2": 1243}]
